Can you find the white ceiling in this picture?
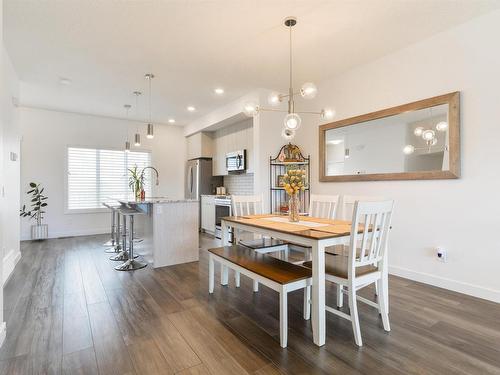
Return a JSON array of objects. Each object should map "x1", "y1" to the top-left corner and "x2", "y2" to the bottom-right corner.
[{"x1": 4, "y1": 0, "x2": 500, "y2": 126}]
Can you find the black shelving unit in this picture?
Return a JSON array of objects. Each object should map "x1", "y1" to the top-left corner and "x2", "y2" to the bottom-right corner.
[{"x1": 269, "y1": 144, "x2": 310, "y2": 215}]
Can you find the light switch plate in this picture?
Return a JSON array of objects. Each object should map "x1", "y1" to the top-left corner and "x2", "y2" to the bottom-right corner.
[{"x1": 10, "y1": 152, "x2": 17, "y2": 161}]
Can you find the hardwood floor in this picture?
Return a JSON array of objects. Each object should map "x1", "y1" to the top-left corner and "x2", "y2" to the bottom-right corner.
[{"x1": 1, "y1": 234, "x2": 500, "y2": 374}]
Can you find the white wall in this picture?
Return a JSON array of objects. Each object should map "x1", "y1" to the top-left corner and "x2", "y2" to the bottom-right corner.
[
  {"x1": 1, "y1": 0, "x2": 22, "y2": 343},
  {"x1": 188, "y1": 10, "x2": 500, "y2": 302},
  {"x1": 19, "y1": 107, "x2": 186, "y2": 240},
  {"x1": 1, "y1": 47, "x2": 20, "y2": 284},
  {"x1": 296, "y1": 10, "x2": 500, "y2": 302}
]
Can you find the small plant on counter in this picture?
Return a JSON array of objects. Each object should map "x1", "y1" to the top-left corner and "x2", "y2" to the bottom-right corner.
[
  {"x1": 128, "y1": 165, "x2": 160, "y2": 201},
  {"x1": 20, "y1": 182, "x2": 49, "y2": 240}
]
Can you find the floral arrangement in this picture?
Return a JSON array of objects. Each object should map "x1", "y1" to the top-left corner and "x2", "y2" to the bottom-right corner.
[{"x1": 283, "y1": 169, "x2": 306, "y2": 196}]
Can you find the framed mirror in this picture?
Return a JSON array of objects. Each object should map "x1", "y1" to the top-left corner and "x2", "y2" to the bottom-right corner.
[{"x1": 319, "y1": 92, "x2": 460, "y2": 182}]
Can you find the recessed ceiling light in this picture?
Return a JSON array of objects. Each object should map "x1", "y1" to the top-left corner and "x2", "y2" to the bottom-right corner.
[
  {"x1": 168, "y1": 118, "x2": 176, "y2": 123},
  {"x1": 59, "y1": 77, "x2": 72, "y2": 85},
  {"x1": 214, "y1": 88, "x2": 224, "y2": 95},
  {"x1": 187, "y1": 106, "x2": 196, "y2": 112}
]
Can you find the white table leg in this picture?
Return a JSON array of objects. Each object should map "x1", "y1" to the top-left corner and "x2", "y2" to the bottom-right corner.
[
  {"x1": 220, "y1": 220, "x2": 229, "y2": 285},
  {"x1": 208, "y1": 255, "x2": 215, "y2": 293},
  {"x1": 311, "y1": 241, "x2": 326, "y2": 346}
]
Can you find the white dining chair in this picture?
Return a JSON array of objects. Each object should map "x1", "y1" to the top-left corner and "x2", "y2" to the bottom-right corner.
[
  {"x1": 308, "y1": 194, "x2": 340, "y2": 219},
  {"x1": 304, "y1": 199, "x2": 394, "y2": 346},
  {"x1": 335, "y1": 195, "x2": 385, "y2": 307},
  {"x1": 295, "y1": 194, "x2": 341, "y2": 262},
  {"x1": 341, "y1": 195, "x2": 383, "y2": 221},
  {"x1": 232, "y1": 194, "x2": 288, "y2": 291}
]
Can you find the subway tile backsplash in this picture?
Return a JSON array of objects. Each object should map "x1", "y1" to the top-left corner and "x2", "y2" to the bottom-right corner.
[{"x1": 224, "y1": 173, "x2": 254, "y2": 195}]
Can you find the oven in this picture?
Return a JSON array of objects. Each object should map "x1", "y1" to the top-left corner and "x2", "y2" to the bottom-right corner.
[{"x1": 214, "y1": 196, "x2": 233, "y2": 242}]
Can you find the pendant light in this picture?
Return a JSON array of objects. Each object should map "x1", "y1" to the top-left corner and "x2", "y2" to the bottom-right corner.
[
  {"x1": 145, "y1": 73, "x2": 155, "y2": 139},
  {"x1": 124, "y1": 104, "x2": 132, "y2": 153},
  {"x1": 243, "y1": 16, "x2": 335, "y2": 140},
  {"x1": 133, "y1": 91, "x2": 142, "y2": 146}
]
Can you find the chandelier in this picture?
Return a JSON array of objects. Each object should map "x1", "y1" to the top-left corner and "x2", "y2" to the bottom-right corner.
[
  {"x1": 243, "y1": 16, "x2": 335, "y2": 139},
  {"x1": 403, "y1": 114, "x2": 448, "y2": 155}
]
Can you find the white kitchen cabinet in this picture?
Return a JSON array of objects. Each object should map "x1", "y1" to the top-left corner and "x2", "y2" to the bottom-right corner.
[
  {"x1": 187, "y1": 132, "x2": 214, "y2": 160},
  {"x1": 212, "y1": 119, "x2": 253, "y2": 176},
  {"x1": 201, "y1": 195, "x2": 216, "y2": 233}
]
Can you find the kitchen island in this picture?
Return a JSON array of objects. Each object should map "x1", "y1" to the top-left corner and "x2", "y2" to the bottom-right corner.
[{"x1": 115, "y1": 198, "x2": 199, "y2": 268}]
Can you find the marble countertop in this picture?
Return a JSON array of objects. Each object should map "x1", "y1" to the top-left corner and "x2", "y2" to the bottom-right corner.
[{"x1": 111, "y1": 197, "x2": 198, "y2": 205}]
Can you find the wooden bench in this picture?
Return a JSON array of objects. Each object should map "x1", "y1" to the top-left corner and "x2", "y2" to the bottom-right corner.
[{"x1": 208, "y1": 245, "x2": 312, "y2": 348}]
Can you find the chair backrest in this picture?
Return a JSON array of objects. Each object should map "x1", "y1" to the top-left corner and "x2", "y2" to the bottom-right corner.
[
  {"x1": 232, "y1": 194, "x2": 264, "y2": 217},
  {"x1": 349, "y1": 200, "x2": 394, "y2": 274},
  {"x1": 341, "y1": 195, "x2": 384, "y2": 221},
  {"x1": 308, "y1": 194, "x2": 340, "y2": 219}
]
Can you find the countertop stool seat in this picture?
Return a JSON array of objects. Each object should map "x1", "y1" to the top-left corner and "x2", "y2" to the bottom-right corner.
[{"x1": 114, "y1": 208, "x2": 147, "y2": 271}]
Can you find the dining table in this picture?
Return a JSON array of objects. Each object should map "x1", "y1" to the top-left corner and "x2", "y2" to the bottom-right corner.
[{"x1": 220, "y1": 214, "x2": 388, "y2": 347}]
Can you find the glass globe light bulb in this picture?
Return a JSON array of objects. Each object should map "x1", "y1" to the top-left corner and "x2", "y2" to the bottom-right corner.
[
  {"x1": 268, "y1": 92, "x2": 281, "y2": 106},
  {"x1": 281, "y1": 127, "x2": 295, "y2": 140},
  {"x1": 321, "y1": 108, "x2": 335, "y2": 120},
  {"x1": 284, "y1": 113, "x2": 301, "y2": 130},
  {"x1": 300, "y1": 82, "x2": 318, "y2": 99},
  {"x1": 414, "y1": 127, "x2": 424, "y2": 136},
  {"x1": 243, "y1": 102, "x2": 259, "y2": 117},
  {"x1": 436, "y1": 121, "x2": 448, "y2": 132},
  {"x1": 422, "y1": 129, "x2": 436, "y2": 141},
  {"x1": 403, "y1": 145, "x2": 415, "y2": 155}
]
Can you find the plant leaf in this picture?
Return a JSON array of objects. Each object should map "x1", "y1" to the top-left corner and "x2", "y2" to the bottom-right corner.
[
  {"x1": 29, "y1": 182, "x2": 37, "y2": 188},
  {"x1": 41, "y1": 203, "x2": 47, "y2": 207}
]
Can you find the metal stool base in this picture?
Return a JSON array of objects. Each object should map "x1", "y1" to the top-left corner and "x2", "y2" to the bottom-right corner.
[
  {"x1": 109, "y1": 251, "x2": 138, "y2": 261},
  {"x1": 104, "y1": 246, "x2": 120, "y2": 254},
  {"x1": 114, "y1": 259, "x2": 147, "y2": 271}
]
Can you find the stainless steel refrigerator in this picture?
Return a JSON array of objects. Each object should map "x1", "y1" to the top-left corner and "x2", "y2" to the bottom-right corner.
[{"x1": 185, "y1": 158, "x2": 222, "y2": 200}]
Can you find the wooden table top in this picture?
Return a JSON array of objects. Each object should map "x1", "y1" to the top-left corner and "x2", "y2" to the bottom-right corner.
[{"x1": 221, "y1": 214, "x2": 356, "y2": 240}]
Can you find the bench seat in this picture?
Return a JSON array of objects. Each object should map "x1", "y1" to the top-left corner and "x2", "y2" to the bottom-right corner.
[
  {"x1": 208, "y1": 245, "x2": 312, "y2": 348},
  {"x1": 208, "y1": 245, "x2": 311, "y2": 284}
]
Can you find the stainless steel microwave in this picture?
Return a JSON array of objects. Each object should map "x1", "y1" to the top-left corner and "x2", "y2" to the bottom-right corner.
[{"x1": 226, "y1": 150, "x2": 246, "y2": 173}]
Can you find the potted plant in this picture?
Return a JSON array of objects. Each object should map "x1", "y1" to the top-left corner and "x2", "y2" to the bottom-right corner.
[
  {"x1": 20, "y1": 182, "x2": 49, "y2": 240},
  {"x1": 128, "y1": 165, "x2": 160, "y2": 201}
]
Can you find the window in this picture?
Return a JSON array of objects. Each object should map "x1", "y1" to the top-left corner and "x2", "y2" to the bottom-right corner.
[{"x1": 67, "y1": 147, "x2": 152, "y2": 211}]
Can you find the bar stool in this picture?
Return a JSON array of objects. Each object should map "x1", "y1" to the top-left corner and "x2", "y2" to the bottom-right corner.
[
  {"x1": 109, "y1": 207, "x2": 137, "y2": 261},
  {"x1": 103, "y1": 204, "x2": 122, "y2": 254},
  {"x1": 102, "y1": 203, "x2": 116, "y2": 247},
  {"x1": 114, "y1": 208, "x2": 147, "y2": 271}
]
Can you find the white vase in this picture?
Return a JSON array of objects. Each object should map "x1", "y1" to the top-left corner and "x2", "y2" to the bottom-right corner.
[{"x1": 31, "y1": 224, "x2": 48, "y2": 240}]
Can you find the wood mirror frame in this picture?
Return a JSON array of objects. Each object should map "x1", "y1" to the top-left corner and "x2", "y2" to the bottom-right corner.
[{"x1": 319, "y1": 92, "x2": 460, "y2": 182}]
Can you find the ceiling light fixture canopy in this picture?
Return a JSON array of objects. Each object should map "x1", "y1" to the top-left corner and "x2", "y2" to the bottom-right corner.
[{"x1": 243, "y1": 16, "x2": 335, "y2": 140}]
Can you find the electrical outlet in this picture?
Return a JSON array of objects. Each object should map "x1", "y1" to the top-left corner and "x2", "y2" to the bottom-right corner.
[{"x1": 436, "y1": 247, "x2": 447, "y2": 262}]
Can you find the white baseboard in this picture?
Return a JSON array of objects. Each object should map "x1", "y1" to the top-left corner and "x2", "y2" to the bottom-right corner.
[
  {"x1": 0, "y1": 322, "x2": 6, "y2": 349},
  {"x1": 3, "y1": 249, "x2": 21, "y2": 285},
  {"x1": 20, "y1": 227, "x2": 109, "y2": 241},
  {"x1": 389, "y1": 265, "x2": 500, "y2": 303}
]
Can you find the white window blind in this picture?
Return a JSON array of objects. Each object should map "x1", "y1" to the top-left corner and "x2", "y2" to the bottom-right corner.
[{"x1": 67, "y1": 147, "x2": 152, "y2": 211}]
